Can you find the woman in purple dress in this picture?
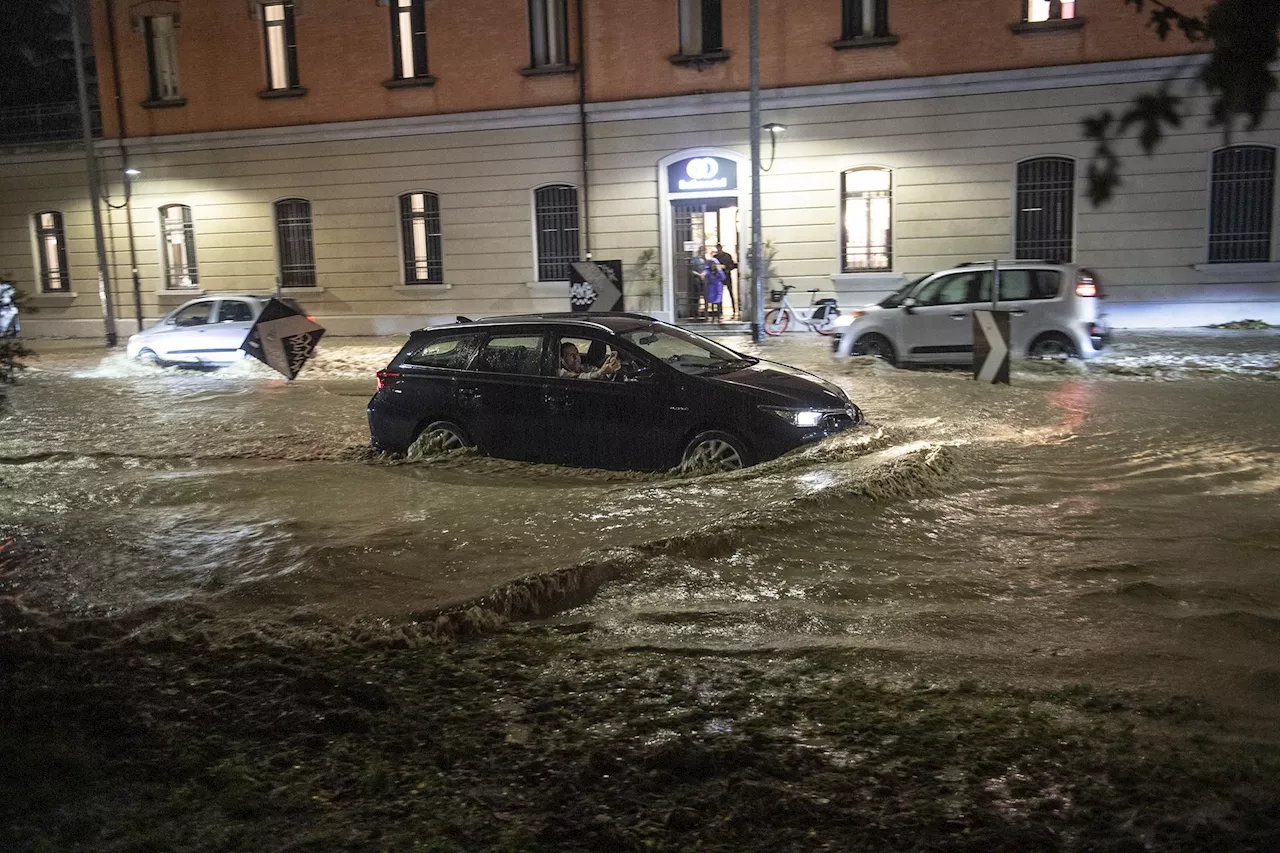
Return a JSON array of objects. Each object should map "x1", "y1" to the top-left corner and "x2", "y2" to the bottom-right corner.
[{"x1": 696, "y1": 249, "x2": 727, "y2": 319}]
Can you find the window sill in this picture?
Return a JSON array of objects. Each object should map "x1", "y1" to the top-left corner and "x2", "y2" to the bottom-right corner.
[
  {"x1": 141, "y1": 97, "x2": 187, "y2": 109},
  {"x1": 669, "y1": 50, "x2": 731, "y2": 69},
  {"x1": 520, "y1": 64, "x2": 578, "y2": 77},
  {"x1": 383, "y1": 75, "x2": 437, "y2": 89},
  {"x1": 158, "y1": 288, "x2": 205, "y2": 297},
  {"x1": 1010, "y1": 18, "x2": 1084, "y2": 34},
  {"x1": 1193, "y1": 261, "x2": 1280, "y2": 279},
  {"x1": 258, "y1": 86, "x2": 307, "y2": 100},
  {"x1": 527, "y1": 280, "x2": 568, "y2": 292},
  {"x1": 393, "y1": 283, "x2": 451, "y2": 294},
  {"x1": 29, "y1": 291, "x2": 77, "y2": 301},
  {"x1": 278, "y1": 285, "x2": 324, "y2": 293},
  {"x1": 831, "y1": 35, "x2": 900, "y2": 50}
]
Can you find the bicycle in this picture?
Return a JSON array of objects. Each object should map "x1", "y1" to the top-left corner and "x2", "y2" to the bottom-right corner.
[{"x1": 763, "y1": 284, "x2": 841, "y2": 336}]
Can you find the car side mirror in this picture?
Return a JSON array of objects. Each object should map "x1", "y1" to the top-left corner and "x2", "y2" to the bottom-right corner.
[{"x1": 902, "y1": 297, "x2": 917, "y2": 314}]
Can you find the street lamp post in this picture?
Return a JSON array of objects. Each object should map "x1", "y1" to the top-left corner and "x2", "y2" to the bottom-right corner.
[
  {"x1": 748, "y1": 0, "x2": 764, "y2": 343},
  {"x1": 70, "y1": 0, "x2": 117, "y2": 347}
]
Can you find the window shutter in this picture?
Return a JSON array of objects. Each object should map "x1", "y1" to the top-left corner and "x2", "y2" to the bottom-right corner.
[{"x1": 874, "y1": 0, "x2": 889, "y2": 36}]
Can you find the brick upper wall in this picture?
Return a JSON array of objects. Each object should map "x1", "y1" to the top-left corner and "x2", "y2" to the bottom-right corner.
[{"x1": 92, "y1": 0, "x2": 1213, "y2": 138}]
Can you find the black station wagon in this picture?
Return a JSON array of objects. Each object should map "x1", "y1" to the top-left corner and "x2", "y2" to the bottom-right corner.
[{"x1": 367, "y1": 313, "x2": 863, "y2": 472}]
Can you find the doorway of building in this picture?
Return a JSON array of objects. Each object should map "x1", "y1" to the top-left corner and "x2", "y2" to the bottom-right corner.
[{"x1": 672, "y1": 199, "x2": 740, "y2": 321}]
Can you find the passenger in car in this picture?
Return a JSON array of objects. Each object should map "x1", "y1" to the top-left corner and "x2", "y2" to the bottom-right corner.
[{"x1": 559, "y1": 342, "x2": 619, "y2": 380}]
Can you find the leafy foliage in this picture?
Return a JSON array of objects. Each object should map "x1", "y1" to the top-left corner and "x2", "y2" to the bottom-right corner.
[{"x1": 1086, "y1": 0, "x2": 1280, "y2": 204}]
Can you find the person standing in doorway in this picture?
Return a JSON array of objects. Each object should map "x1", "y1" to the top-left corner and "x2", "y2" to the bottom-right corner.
[
  {"x1": 713, "y1": 243, "x2": 737, "y2": 318},
  {"x1": 694, "y1": 247, "x2": 727, "y2": 320}
]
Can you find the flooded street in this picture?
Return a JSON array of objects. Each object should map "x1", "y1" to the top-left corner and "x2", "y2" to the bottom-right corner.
[
  {"x1": 4, "y1": 332, "x2": 1278, "y2": 714},
  {"x1": 3, "y1": 330, "x2": 1280, "y2": 851}
]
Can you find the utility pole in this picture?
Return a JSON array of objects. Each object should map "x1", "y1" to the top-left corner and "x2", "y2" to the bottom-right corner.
[
  {"x1": 748, "y1": 0, "x2": 764, "y2": 343},
  {"x1": 71, "y1": 0, "x2": 117, "y2": 347}
]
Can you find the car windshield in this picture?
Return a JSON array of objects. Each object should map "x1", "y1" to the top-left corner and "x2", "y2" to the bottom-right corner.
[
  {"x1": 620, "y1": 324, "x2": 757, "y2": 375},
  {"x1": 879, "y1": 276, "x2": 928, "y2": 308}
]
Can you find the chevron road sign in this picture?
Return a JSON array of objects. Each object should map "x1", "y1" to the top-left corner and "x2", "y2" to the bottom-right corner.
[
  {"x1": 973, "y1": 309, "x2": 1011, "y2": 385},
  {"x1": 569, "y1": 261, "x2": 624, "y2": 313},
  {"x1": 240, "y1": 298, "x2": 325, "y2": 380}
]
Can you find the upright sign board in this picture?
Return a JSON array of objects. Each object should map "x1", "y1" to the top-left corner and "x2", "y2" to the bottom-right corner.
[
  {"x1": 972, "y1": 310, "x2": 1011, "y2": 385},
  {"x1": 666, "y1": 157, "x2": 740, "y2": 194},
  {"x1": 568, "y1": 260, "x2": 624, "y2": 313}
]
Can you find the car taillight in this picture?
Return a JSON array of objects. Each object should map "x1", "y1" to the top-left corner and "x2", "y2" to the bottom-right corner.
[
  {"x1": 306, "y1": 315, "x2": 316, "y2": 322},
  {"x1": 1075, "y1": 277, "x2": 1098, "y2": 298},
  {"x1": 376, "y1": 370, "x2": 399, "y2": 391}
]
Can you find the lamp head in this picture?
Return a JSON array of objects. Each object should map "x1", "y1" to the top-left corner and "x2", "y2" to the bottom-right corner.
[{"x1": 763, "y1": 122, "x2": 786, "y2": 134}]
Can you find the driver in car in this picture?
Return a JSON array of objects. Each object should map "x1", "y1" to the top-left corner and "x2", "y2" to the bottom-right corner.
[{"x1": 559, "y1": 342, "x2": 620, "y2": 380}]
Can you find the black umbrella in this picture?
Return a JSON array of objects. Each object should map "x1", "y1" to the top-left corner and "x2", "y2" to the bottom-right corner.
[{"x1": 240, "y1": 297, "x2": 325, "y2": 380}]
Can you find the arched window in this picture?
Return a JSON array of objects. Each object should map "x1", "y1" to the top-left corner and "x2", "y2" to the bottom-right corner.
[
  {"x1": 1209, "y1": 145, "x2": 1276, "y2": 263},
  {"x1": 1015, "y1": 157, "x2": 1075, "y2": 263},
  {"x1": 533, "y1": 184, "x2": 580, "y2": 282},
  {"x1": 841, "y1": 168, "x2": 892, "y2": 272},
  {"x1": 33, "y1": 211, "x2": 70, "y2": 293},
  {"x1": 399, "y1": 191, "x2": 443, "y2": 285},
  {"x1": 273, "y1": 198, "x2": 316, "y2": 288},
  {"x1": 159, "y1": 204, "x2": 199, "y2": 290}
]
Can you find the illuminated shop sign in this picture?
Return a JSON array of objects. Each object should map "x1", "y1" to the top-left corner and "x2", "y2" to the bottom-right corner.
[{"x1": 668, "y1": 157, "x2": 738, "y2": 193}]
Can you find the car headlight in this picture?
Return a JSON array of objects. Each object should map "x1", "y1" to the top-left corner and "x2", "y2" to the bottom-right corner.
[
  {"x1": 833, "y1": 314, "x2": 856, "y2": 328},
  {"x1": 761, "y1": 406, "x2": 827, "y2": 428}
]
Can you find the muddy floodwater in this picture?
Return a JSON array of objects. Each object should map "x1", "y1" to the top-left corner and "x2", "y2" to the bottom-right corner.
[
  {"x1": 2, "y1": 331, "x2": 1279, "y2": 851},
  {"x1": 4, "y1": 333, "x2": 1278, "y2": 712}
]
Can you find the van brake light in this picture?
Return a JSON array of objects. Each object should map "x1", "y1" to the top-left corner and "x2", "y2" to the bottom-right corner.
[
  {"x1": 1075, "y1": 278, "x2": 1098, "y2": 298},
  {"x1": 376, "y1": 370, "x2": 400, "y2": 391}
]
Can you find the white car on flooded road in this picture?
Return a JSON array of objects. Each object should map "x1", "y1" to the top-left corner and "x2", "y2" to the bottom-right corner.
[
  {"x1": 833, "y1": 261, "x2": 1110, "y2": 365},
  {"x1": 126, "y1": 294, "x2": 306, "y2": 366}
]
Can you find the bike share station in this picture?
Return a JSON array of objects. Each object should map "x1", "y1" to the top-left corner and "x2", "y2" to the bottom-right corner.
[{"x1": 659, "y1": 150, "x2": 746, "y2": 326}]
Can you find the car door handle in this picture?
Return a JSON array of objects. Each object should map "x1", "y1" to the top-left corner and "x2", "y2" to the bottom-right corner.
[
  {"x1": 949, "y1": 313, "x2": 967, "y2": 320},
  {"x1": 1010, "y1": 310, "x2": 1027, "y2": 317}
]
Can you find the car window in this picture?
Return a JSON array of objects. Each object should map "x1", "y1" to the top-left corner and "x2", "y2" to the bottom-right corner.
[
  {"x1": 169, "y1": 301, "x2": 213, "y2": 327},
  {"x1": 620, "y1": 325, "x2": 755, "y2": 376},
  {"x1": 476, "y1": 334, "x2": 544, "y2": 376},
  {"x1": 915, "y1": 273, "x2": 982, "y2": 306},
  {"x1": 555, "y1": 335, "x2": 627, "y2": 378},
  {"x1": 998, "y1": 270, "x2": 1061, "y2": 300},
  {"x1": 217, "y1": 300, "x2": 254, "y2": 323},
  {"x1": 403, "y1": 334, "x2": 480, "y2": 369}
]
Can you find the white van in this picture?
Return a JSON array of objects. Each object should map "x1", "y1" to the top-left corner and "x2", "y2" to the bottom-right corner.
[{"x1": 832, "y1": 261, "x2": 1109, "y2": 364}]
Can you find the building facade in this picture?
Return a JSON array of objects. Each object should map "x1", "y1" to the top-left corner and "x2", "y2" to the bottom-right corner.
[{"x1": 4, "y1": 0, "x2": 1278, "y2": 338}]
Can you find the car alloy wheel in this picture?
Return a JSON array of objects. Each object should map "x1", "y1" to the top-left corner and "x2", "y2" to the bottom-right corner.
[
  {"x1": 1028, "y1": 333, "x2": 1077, "y2": 360},
  {"x1": 858, "y1": 334, "x2": 897, "y2": 366},
  {"x1": 681, "y1": 431, "x2": 748, "y2": 473},
  {"x1": 414, "y1": 421, "x2": 472, "y2": 455}
]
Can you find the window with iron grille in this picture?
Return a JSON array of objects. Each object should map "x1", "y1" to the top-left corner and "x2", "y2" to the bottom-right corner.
[
  {"x1": 400, "y1": 192, "x2": 443, "y2": 285},
  {"x1": 160, "y1": 204, "x2": 199, "y2": 290},
  {"x1": 534, "y1": 185, "x2": 580, "y2": 282},
  {"x1": 391, "y1": 0, "x2": 429, "y2": 79},
  {"x1": 274, "y1": 198, "x2": 316, "y2": 288},
  {"x1": 262, "y1": 2, "x2": 299, "y2": 90},
  {"x1": 678, "y1": 0, "x2": 723, "y2": 55},
  {"x1": 1025, "y1": 0, "x2": 1076, "y2": 22},
  {"x1": 145, "y1": 16, "x2": 181, "y2": 101},
  {"x1": 841, "y1": 168, "x2": 892, "y2": 272},
  {"x1": 1015, "y1": 157, "x2": 1075, "y2": 263},
  {"x1": 1208, "y1": 146, "x2": 1276, "y2": 263},
  {"x1": 33, "y1": 211, "x2": 70, "y2": 293},
  {"x1": 528, "y1": 0, "x2": 568, "y2": 68},
  {"x1": 841, "y1": 0, "x2": 890, "y2": 40}
]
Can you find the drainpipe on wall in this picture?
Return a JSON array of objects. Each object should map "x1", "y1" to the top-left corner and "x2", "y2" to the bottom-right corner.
[
  {"x1": 577, "y1": 0, "x2": 591, "y2": 261},
  {"x1": 103, "y1": 0, "x2": 144, "y2": 332},
  {"x1": 71, "y1": 0, "x2": 117, "y2": 346}
]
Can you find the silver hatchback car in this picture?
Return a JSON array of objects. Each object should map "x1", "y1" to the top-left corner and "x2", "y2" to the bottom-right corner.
[
  {"x1": 833, "y1": 261, "x2": 1109, "y2": 364},
  {"x1": 126, "y1": 294, "x2": 305, "y2": 366}
]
